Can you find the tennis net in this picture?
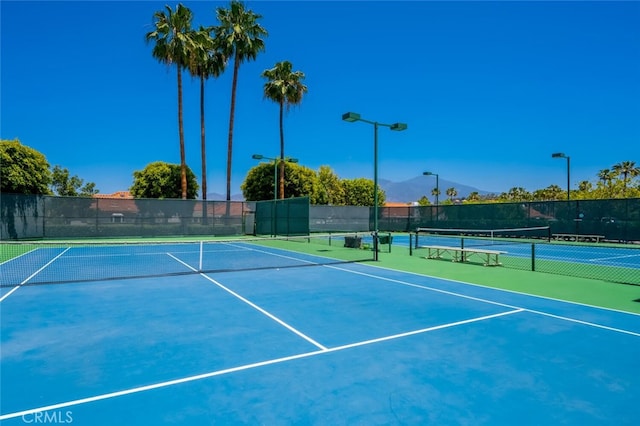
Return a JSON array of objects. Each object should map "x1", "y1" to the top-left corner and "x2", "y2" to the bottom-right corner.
[
  {"x1": 413, "y1": 226, "x2": 551, "y2": 250},
  {"x1": 1, "y1": 233, "x2": 374, "y2": 287}
]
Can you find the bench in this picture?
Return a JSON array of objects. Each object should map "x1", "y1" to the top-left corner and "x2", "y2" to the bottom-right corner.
[
  {"x1": 423, "y1": 245, "x2": 506, "y2": 266},
  {"x1": 552, "y1": 234, "x2": 605, "y2": 243}
]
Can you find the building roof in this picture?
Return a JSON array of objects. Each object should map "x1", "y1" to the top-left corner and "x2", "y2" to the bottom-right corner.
[{"x1": 93, "y1": 191, "x2": 133, "y2": 199}]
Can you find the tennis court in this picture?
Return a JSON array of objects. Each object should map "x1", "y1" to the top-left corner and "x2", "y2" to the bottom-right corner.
[{"x1": 1, "y1": 237, "x2": 639, "y2": 424}]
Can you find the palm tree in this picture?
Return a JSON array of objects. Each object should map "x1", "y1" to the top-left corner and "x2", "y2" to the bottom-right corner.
[
  {"x1": 431, "y1": 187, "x2": 440, "y2": 204},
  {"x1": 186, "y1": 27, "x2": 227, "y2": 205},
  {"x1": 261, "y1": 61, "x2": 307, "y2": 199},
  {"x1": 146, "y1": 4, "x2": 194, "y2": 200},
  {"x1": 613, "y1": 161, "x2": 639, "y2": 196},
  {"x1": 445, "y1": 187, "x2": 457, "y2": 202},
  {"x1": 214, "y1": 1, "x2": 268, "y2": 201},
  {"x1": 598, "y1": 168, "x2": 614, "y2": 196},
  {"x1": 577, "y1": 180, "x2": 593, "y2": 193}
]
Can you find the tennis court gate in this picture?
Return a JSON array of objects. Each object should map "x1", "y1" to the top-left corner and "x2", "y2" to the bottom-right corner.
[{"x1": 377, "y1": 198, "x2": 640, "y2": 243}]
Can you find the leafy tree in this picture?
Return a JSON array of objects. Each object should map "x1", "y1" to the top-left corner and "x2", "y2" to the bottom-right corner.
[
  {"x1": 316, "y1": 165, "x2": 344, "y2": 205},
  {"x1": 261, "y1": 60, "x2": 307, "y2": 199},
  {"x1": 51, "y1": 165, "x2": 98, "y2": 196},
  {"x1": 466, "y1": 191, "x2": 481, "y2": 202},
  {"x1": 417, "y1": 195, "x2": 431, "y2": 206},
  {"x1": 241, "y1": 162, "x2": 318, "y2": 202},
  {"x1": 284, "y1": 163, "x2": 319, "y2": 203},
  {"x1": 241, "y1": 161, "x2": 276, "y2": 201},
  {"x1": 342, "y1": 178, "x2": 385, "y2": 207},
  {"x1": 214, "y1": 0, "x2": 267, "y2": 201},
  {"x1": 146, "y1": 3, "x2": 195, "y2": 200},
  {"x1": 0, "y1": 139, "x2": 52, "y2": 239},
  {"x1": 0, "y1": 139, "x2": 52, "y2": 194},
  {"x1": 130, "y1": 161, "x2": 198, "y2": 199},
  {"x1": 186, "y1": 26, "x2": 227, "y2": 202}
]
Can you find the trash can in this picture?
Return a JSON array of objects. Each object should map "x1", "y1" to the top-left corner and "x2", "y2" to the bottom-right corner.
[
  {"x1": 344, "y1": 236, "x2": 362, "y2": 248},
  {"x1": 378, "y1": 235, "x2": 393, "y2": 245}
]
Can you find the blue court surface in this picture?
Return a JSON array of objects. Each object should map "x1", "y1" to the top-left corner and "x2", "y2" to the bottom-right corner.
[{"x1": 1, "y1": 242, "x2": 640, "y2": 425}]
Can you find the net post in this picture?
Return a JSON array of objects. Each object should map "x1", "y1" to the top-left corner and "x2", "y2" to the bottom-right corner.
[
  {"x1": 409, "y1": 233, "x2": 413, "y2": 256},
  {"x1": 531, "y1": 243, "x2": 536, "y2": 271},
  {"x1": 199, "y1": 241, "x2": 203, "y2": 271},
  {"x1": 373, "y1": 231, "x2": 379, "y2": 261}
]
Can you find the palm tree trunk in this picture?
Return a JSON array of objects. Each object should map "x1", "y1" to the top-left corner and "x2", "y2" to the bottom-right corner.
[
  {"x1": 178, "y1": 66, "x2": 187, "y2": 200},
  {"x1": 200, "y1": 75, "x2": 207, "y2": 201},
  {"x1": 200, "y1": 74, "x2": 208, "y2": 225},
  {"x1": 226, "y1": 53, "x2": 240, "y2": 202},
  {"x1": 279, "y1": 100, "x2": 285, "y2": 199}
]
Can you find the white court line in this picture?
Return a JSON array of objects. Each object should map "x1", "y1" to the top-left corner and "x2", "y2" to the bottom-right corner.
[
  {"x1": 526, "y1": 309, "x2": 640, "y2": 337},
  {"x1": 0, "y1": 309, "x2": 522, "y2": 421},
  {"x1": 166, "y1": 253, "x2": 328, "y2": 351},
  {"x1": 325, "y1": 263, "x2": 523, "y2": 310},
  {"x1": 225, "y1": 241, "x2": 320, "y2": 265},
  {"x1": 0, "y1": 247, "x2": 71, "y2": 303},
  {"x1": 324, "y1": 263, "x2": 640, "y2": 337},
  {"x1": 588, "y1": 253, "x2": 640, "y2": 262}
]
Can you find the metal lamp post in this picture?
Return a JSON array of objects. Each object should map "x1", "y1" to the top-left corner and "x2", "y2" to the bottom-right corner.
[
  {"x1": 342, "y1": 112, "x2": 407, "y2": 260},
  {"x1": 423, "y1": 171, "x2": 439, "y2": 206},
  {"x1": 551, "y1": 152, "x2": 570, "y2": 201}
]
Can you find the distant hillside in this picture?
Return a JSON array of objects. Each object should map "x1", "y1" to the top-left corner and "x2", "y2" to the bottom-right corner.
[
  {"x1": 205, "y1": 176, "x2": 492, "y2": 203},
  {"x1": 379, "y1": 175, "x2": 492, "y2": 203}
]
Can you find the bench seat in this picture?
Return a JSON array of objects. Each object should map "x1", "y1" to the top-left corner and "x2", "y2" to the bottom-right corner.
[{"x1": 423, "y1": 245, "x2": 506, "y2": 266}]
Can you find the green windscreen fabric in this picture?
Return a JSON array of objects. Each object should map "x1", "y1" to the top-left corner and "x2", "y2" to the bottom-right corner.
[
  {"x1": 255, "y1": 196, "x2": 310, "y2": 236},
  {"x1": 380, "y1": 198, "x2": 640, "y2": 242},
  {"x1": 0, "y1": 193, "x2": 250, "y2": 239}
]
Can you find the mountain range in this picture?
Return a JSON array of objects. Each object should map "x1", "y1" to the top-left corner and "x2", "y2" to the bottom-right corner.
[
  {"x1": 207, "y1": 175, "x2": 494, "y2": 203},
  {"x1": 379, "y1": 175, "x2": 494, "y2": 203}
]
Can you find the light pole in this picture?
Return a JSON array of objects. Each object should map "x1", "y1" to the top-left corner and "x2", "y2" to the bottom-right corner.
[
  {"x1": 252, "y1": 154, "x2": 298, "y2": 200},
  {"x1": 552, "y1": 152, "x2": 570, "y2": 201},
  {"x1": 342, "y1": 112, "x2": 407, "y2": 260},
  {"x1": 252, "y1": 154, "x2": 298, "y2": 236},
  {"x1": 423, "y1": 171, "x2": 439, "y2": 206}
]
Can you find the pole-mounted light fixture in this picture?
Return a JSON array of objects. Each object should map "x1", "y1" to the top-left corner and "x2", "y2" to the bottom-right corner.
[{"x1": 342, "y1": 111, "x2": 407, "y2": 260}]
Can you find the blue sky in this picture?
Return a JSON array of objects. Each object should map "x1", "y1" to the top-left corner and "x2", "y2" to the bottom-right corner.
[{"x1": 2, "y1": 0, "x2": 639, "y2": 198}]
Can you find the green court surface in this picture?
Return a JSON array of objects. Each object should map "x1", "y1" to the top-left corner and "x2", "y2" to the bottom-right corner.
[
  {"x1": 375, "y1": 243, "x2": 640, "y2": 315},
  {"x1": 207, "y1": 233, "x2": 640, "y2": 314}
]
